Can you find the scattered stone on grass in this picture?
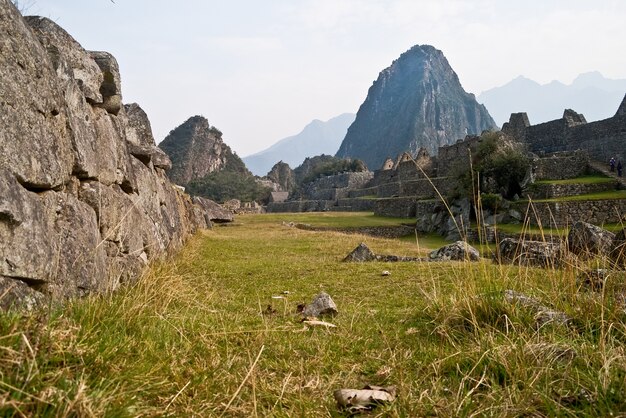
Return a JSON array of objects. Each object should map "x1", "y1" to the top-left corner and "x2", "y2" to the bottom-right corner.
[
  {"x1": 343, "y1": 243, "x2": 376, "y2": 262},
  {"x1": 302, "y1": 292, "x2": 338, "y2": 318},
  {"x1": 343, "y1": 243, "x2": 422, "y2": 263},
  {"x1": 504, "y1": 289, "x2": 570, "y2": 326},
  {"x1": 577, "y1": 268, "x2": 610, "y2": 291},
  {"x1": 381, "y1": 270, "x2": 391, "y2": 276},
  {"x1": 497, "y1": 238, "x2": 571, "y2": 268},
  {"x1": 334, "y1": 385, "x2": 397, "y2": 414},
  {"x1": 567, "y1": 221, "x2": 615, "y2": 258},
  {"x1": 429, "y1": 241, "x2": 480, "y2": 261},
  {"x1": 377, "y1": 254, "x2": 422, "y2": 262}
]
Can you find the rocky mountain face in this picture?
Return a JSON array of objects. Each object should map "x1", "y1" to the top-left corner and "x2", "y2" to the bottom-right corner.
[
  {"x1": 159, "y1": 116, "x2": 250, "y2": 186},
  {"x1": 336, "y1": 45, "x2": 497, "y2": 169},
  {"x1": 0, "y1": 1, "x2": 223, "y2": 309},
  {"x1": 243, "y1": 113, "x2": 356, "y2": 176},
  {"x1": 478, "y1": 72, "x2": 626, "y2": 126}
]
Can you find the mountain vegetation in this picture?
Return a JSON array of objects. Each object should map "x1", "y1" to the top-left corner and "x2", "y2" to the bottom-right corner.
[{"x1": 453, "y1": 132, "x2": 532, "y2": 200}]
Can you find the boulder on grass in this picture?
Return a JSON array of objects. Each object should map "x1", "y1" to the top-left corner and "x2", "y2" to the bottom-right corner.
[
  {"x1": 343, "y1": 243, "x2": 376, "y2": 262},
  {"x1": 497, "y1": 238, "x2": 571, "y2": 268},
  {"x1": 192, "y1": 197, "x2": 233, "y2": 223},
  {"x1": 302, "y1": 292, "x2": 338, "y2": 318},
  {"x1": 567, "y1": 221, "x2": 615, "y2": 258},
  {"x1": 429, "y1": 241, "x2": 480, "y2": 262}
]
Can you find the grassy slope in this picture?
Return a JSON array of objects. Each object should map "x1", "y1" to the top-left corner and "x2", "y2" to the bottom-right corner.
[
  {"x1": 534, "y1": 175, "x2": 614, "y2": 185},
  {"x1": 2, "y1": 213, "x2": 626, "y2": 416}
]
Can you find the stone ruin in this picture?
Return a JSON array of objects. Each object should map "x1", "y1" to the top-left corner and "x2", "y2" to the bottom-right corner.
[
  {"x1": 267, "y1": 94, "x2": 626, "y2": 236},
  {"x1": 502, "y1": 98, "x2": 626, "y2": 163},
  {"x1": 0, "y1": 2, "x2": 230, "y2": 309}
]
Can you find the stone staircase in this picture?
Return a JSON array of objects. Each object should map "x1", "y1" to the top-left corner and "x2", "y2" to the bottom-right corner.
[{"x1": 588, "y1": 159, "x2": 626, "y2": 189}]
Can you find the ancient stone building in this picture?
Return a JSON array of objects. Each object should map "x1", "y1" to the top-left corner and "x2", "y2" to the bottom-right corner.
[{"x1": 502, "y1": 95, "x2": 626, "y2": 163}]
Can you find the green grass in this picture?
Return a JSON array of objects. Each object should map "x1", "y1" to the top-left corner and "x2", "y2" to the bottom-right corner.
[
  {"x1": 2, "y1": 212, "x2": 626, "y2": 416},
  {"x1": 534, "y1": 175, "x2": 614, "y2": 185},
  {"x1": 249, "y1": 211, "x2": 413, "y2": 228},
  {"x1": 399, "y1": 232, "x2": 450, "y2": 248},
  {"x1": 489, "y1": 222, "x2": 568, "y2": 237},
  {"x1": 528, "y1": 189, "x2": 626, "y2": 203}
]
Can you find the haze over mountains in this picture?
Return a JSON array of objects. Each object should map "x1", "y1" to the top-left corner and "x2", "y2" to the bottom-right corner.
[
  {"x1": 336, "y1": 45, "x2": 497, "y2": 170},
  {"x1": 478, "y1": 72, "x2": 626, "y2": 126},
  {"x1": 242, "y1": 113, "x2": 355, "y2": 176},
  {"x1": 242, "y1": 66, "x2": 626, "y2": 179}
]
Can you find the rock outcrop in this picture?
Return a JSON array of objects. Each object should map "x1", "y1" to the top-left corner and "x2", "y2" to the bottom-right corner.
[
  {"x1": 336, "y1": 44, "x2": 497, "y2": 169},
  {"x1": 266, "y1": 161, "x2": 296, "y2": 192},
  {"x1": 0, "y1": 1, "x2": 224, "y2": 309}
]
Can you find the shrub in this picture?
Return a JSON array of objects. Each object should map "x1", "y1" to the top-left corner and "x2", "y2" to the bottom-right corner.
[{"x1": 186, "y1": 171, "x2": 271, "y2": 203}]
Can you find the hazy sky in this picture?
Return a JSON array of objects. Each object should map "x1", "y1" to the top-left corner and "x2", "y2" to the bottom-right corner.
[{"x1": 24, "y1": 0, "x2": 626, "y2": 156}]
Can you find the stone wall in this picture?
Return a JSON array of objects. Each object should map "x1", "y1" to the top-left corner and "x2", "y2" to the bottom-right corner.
[
  {"x1": 527, "y1": 181, "x2": 617, "y2": 199},
  {"x1": 348, "y1": 187, "x2": 379, "y2": 198},
  {"x1": 0, "y1": 2, "x2": 220, "y2": 309},
  {"x1": 532, "y1": 151, "x2": 590, "y2": 180},
  {"x1": 436, "y1": 135, "x2": 482, "y2": 176},
  {"x1": 336, "y1": 198, "x2": 376, "y2": 211},
  {"x1": 301, "y1": 172, "x2": 374, "y2": 201},
  {"x1": 516, "y1": 199, "x2": 626, "y2": 228},
  {"x1": 374, "y1": 197, "x2": 419, "y2": 218},
  {"x1": 266, "y1": 197, "x2": 375, "y2": 213}
]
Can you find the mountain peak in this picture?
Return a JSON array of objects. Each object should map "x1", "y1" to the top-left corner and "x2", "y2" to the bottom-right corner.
[
  {"x1": 159, "y1": 117, "x2": 247, "y2": 185},
  {"x1": 336, "y1": 45, "x2": 497, "y2": 169}
]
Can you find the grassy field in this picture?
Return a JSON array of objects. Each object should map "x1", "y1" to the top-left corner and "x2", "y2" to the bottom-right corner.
[
  {"x1": 2, "y1": 213, "x2": 626, "y2": 416},
  {"x1": 258, "y1": 212, "x2": 413, "y2": 228}
]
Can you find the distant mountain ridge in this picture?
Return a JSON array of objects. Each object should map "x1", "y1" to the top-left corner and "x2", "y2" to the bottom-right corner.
[
  {"x1": 478, "y1": 71, "x2": 626, "y2": 126},
  {"x1": 336, "y1": 44, "x2": 497, "y2": 170},
  {"x1": 243, "y1": 113, "x2": 356, "y2": 176}
]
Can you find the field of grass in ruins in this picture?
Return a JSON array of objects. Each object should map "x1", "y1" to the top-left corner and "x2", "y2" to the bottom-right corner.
[{"x1": 2, "y1": 212, "x2": 626, "y2": 416}]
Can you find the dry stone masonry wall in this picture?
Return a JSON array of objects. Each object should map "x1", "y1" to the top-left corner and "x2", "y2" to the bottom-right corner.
[
  {"x1": 0, "y1": 1, "x2": 221, "y2": 309},
  {"x1": 503, "y1": 103, "x2": 626, "y2": 163}
]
